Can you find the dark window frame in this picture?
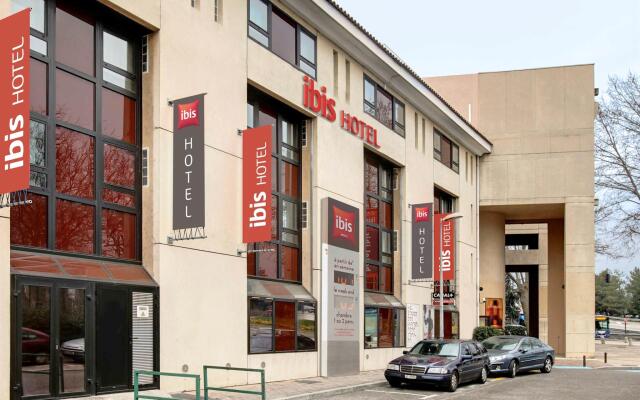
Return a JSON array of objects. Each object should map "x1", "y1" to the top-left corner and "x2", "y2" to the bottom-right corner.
[
  {"x1": 363, "y1": 306, "x2": 406, "y2": 349},
  {"x1": 11, "y1": 0, "x2": 144, "y2": 263},
  {"x1": 247, "y1": 90, "x2": 303, "y2": 284},
  {"x1": 247, "y1": 0, "x2": 317, "y2": 78},
  {"x1": 247, "y1": 297, "x2": 317, "y2": 354},
  {"x1": 433, "y1": 128, "x2": 459, "y2": 173},
  {"x1": 364, "y1": 153, "x2": 394, "y2": 295},
  {"x1": 362, "y1": 74, "x2": 405, "y2": 137}
]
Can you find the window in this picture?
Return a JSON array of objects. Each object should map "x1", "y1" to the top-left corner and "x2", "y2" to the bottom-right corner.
[
  {"x1": 362, "y1": 75, "x2": 405, "y2": 136},
  {"x1": 505, "y1": 234, "x2": 539, "y2": 250},
  {"x1": 433, "y1": 129, "x2": 459, "y2": 172},
  {"x1": 434, "y1": 188, "x2": 456, "y2": 215},
  {"x1": 365, "y1": 154, "x2": 394, "y2": 294},
  {"x1": 248, "y1": 298, "x2": 316, "y2": 353},
  {"x1": 364, "y1": 307, "x2": 405, "y2": 348},
  {"x1": 10, "y1": 1, "x2": 141, "y2": 261},
  {"x1": 248, "y1": 0, "x2": 317, "y2": 78},
  {"x1": 247, "y1": 92, "x2": 303, "y2": 282}
]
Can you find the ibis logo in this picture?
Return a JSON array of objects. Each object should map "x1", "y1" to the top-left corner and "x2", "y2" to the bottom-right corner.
[
  {"x1": 332, "y1": 205, "x2": 355, "y2": 244},
  {"x1": 177, "y1": 99, "x2": 200, "y2": 129},
  {"x1": 415, "y1": 206, "x2": 430, "y2": 222}
]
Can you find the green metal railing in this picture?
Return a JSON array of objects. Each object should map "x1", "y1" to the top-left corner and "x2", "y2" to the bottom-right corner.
[
  {"x1": 203, "y1": 365, "x2": 266, "y2": 400},
  {"x1": 134, "y1": 370, "x2": 201, "y2": 400}
]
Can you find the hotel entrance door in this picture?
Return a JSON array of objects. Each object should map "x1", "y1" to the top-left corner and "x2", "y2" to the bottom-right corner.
[{"x1": 12, "y1": 277, "x2": 91, "y2": 400}]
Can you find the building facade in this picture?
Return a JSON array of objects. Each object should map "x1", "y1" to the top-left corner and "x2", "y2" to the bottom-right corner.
[{"x1": 0, "y1": 1, "x2": 593, "y2": 399}]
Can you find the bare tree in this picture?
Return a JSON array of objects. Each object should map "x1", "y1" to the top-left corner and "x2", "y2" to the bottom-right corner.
[{"x1": 595, "y1": 73, "x2": 640, "y2": 257}]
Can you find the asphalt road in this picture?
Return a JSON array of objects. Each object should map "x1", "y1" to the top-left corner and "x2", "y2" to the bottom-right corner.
[{"x1": 332, "y1": 368, "x2": 640, "y2": 399}]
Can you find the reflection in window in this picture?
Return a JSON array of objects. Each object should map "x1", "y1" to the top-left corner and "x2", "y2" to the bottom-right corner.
[
  {"x1": 102, "y1": 89, "x2": 136, "y2": 144},
  {"x1": 56, "y1": 3, "x2": 95, "y2": 75},
  {"x1": 55, "y1": 199, "x2": 95, "y2": 254},
  {"x1": 249, "y1": 298, "x2": 273, "y2": 353},
  {"x1": 271, "y1": 9, "x2": 296, "y2": 65},
  {"x1": 56, "y1": 128, "x2": 95, "y2": 200},
  {"x1": 12, "y1": 0, "x2": 45, "y2": 33},
  {"x1": 297, "y1": 302, "x2": 316, "y2": 350},
  {"x1": 363, "y1": 75, "x2": 405, "y2": 136},
  {"x1": 11, "y1": 194, "x2": 48, "y2": 248},
  {"x1": 364, "y1": 307, "x2": 378, "y2": 348},
  {"x1": 433, "y1": 129, "x2": 459, "y2": 173},
  {"x1": 20, "y1": 285, "x2": 51, "y2": 397},
  {"x1": 364, "y1": 307, "x2": 405, "y2": 349},
  {"x1": 104, "y1": 144, "x2": 135, "y2": 189},
  {"x1": 56, "y1": 69, "x2": 95, "y2": 130},
  {"x1": 102, "y1": 209, "x2": 136, "y2": 259},
  {"x1": 275, "y1": 301, "x2": 295, "y2": 351},
  {"x1": 103, "y1": 31, "x2": 134, "y2": 72},
  {"x1": 30, "y1": 121, "x2": 46, "y2": 168},
  {"x1": 31, "y1": 58, "x2": 48, "y2": 115}
]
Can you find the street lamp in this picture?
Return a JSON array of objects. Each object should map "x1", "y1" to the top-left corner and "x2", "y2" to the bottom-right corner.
[{"x1": 438, "y1": 212, "x2": 463, "y2": 339}]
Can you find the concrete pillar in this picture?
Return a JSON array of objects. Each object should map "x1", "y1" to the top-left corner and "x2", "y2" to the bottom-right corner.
[
  {"x1": 538, "y1": 224, "x2": 549, "y2": 344},
  {"x1": 1, "y1": 207, "x2": 9, "y2": 400},
  {"x1": 547, "y1": 219, "x2": 565, "y2": 355},
  {"x1": 564, "y1": 202, "x2": 595, "y2": 357},
  {"x1": 479, "y1": 211, "x2": 505, "y2": 321}
]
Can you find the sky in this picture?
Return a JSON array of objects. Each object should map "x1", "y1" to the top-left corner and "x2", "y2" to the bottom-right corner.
[{"x1": 336, "y1": 0, "x2": 640, "y2": 273}]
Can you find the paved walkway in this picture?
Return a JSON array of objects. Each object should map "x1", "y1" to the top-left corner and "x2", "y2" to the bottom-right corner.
[{"x1": 554, "y1": 340, "x2": 640, "y2": 368}]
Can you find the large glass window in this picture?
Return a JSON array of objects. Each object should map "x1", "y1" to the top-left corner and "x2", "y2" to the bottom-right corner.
[
  {"x1": 247, "y1": 94, "x2": 302, "y2": 283},
  {"x1": 433, "y1": 129, "x2": 459, "y2": 173},
  {"x1": 9, "y1": 1, "x2": 141, "y2": 262},
  {"x1": 364, "y1": 155, "x2": 394, "y2": 294},
  {"x1": 249, "y1": 298, "x2": 316, "y2": 353},
  {"x1": 364, "y1": 307, "x2": 405, "y2": 348},
  {"x1": 248, "y1": 0, "x2": 317, "y2": 78},
  {"x1": 363, "y1": 75, "x2": 405, "y2": 136}
]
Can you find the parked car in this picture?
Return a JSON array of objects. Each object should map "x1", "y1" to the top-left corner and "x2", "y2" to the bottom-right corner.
[
  {"x1": 61, "y1": 338, "x2": 85, "y2": 362},
  {"x1": 22, "y1": 327, "x2": 50, "y2": 365},
  {"x1": 385, "y1": 339, "x2": 490, "y2": 392},
  {"x1": 482, "y1": 335, "x2": 554, "y2": 377}
]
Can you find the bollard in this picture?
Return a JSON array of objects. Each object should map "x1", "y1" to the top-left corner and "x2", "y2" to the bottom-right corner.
[
  {"x1": 604, "y1": 352, "x2": 607, "y2": 364},
  {"x1": 582, "y1": 355, "x2": 586, "y2": 367}
]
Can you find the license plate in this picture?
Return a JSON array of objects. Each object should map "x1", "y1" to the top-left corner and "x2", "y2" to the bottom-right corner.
[{"x1": 404, "y1": 374, "x2": 417, "y2": 380}]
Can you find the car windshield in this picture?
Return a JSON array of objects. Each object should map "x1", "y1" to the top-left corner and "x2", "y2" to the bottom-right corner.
[
  {"x1": 483, "y1": 337, "x2": 520, "y2": 351},
  {"x1": 409, "y1": 341, "x2": 459, "y2": 357}
]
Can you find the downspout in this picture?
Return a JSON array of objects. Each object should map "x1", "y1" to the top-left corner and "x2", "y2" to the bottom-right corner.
[{"x1": 476, "y1": 155, "x2": 481, "y2": 325}]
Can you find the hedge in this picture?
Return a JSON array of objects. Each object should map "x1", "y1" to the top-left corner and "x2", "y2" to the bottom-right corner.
[{"x1": 472, "y1": 326, "x2": 504, "y2": 342}]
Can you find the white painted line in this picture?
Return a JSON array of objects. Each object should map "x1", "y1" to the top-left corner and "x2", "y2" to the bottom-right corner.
[{"x1": 365, "y1": 389, "x2": 439, "y2": 398}]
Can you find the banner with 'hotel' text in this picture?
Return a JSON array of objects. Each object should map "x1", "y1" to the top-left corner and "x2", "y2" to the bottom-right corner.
[
  {"x1": 242, "y1": 125, "x2": 272, "y2": 243},
  {"x1": 434, "y1": 213, "x2": 456, "y2": 281},
  {"x1": 173, "y1": 94, "x2": 205, "y2": 230},
  {"x1": 0, "y1": 9, "x2": 30, "y2": 194}
]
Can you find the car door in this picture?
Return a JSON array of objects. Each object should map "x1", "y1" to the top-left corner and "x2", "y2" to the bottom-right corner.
[
  {"x1": 459, "y1": 343, "x2": 475, "y2": 382},
  {"x1": 519, "y1": 339, "x2": 535, "y2": 369},
  {"x1": 531, "y1": 339, "x2": 546, "y2": 367}
]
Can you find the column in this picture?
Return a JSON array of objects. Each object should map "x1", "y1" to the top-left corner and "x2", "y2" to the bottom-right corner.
[
  {"x1": 479, "y1": 211, "x2": 505, "y2": 321},
  {"x1": 547, "y1": 219, "x2": 565, "y2": 355},
  {"x1": 564, "y1": 202, "x2": 595, "y2": 357},
  {"x1": 538, "y1": 224, "x2": 549, "y2": 344}
]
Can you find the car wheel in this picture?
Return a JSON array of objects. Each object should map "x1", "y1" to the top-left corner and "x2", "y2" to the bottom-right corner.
[
  {"x1": 387, "y1": 379, "x2": 402, "y2": 388},
  {"x1": 508, "y1": 360, "x2": 518, "y2": 378},
  {"x1": 478, "y1": 366, "x2": 488, "y2": 384},
  {"x1": 448, "y1": 371, "x2": 459, "y2": 392},
  {"x1": 541, "y1": 356, "x2": 553, "y2": 373}
]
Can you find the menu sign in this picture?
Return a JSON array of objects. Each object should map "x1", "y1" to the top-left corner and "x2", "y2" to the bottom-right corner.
[{"x1": 406, "y1": 303, "x2": 421, "y2": 348}]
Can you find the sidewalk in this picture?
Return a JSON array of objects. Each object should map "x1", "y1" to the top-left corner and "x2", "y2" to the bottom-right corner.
[
  {"x1": 69, "y1": 370, "x2": 387, "y2": 400},
  {"x1": 554, "y1": 339, "x2": 640, "y2": 369}
]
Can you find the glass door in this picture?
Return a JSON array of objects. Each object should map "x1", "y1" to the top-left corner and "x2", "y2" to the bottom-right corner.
[{"x1": 13, "y1": 277, "x2": 91, "y2": 400}]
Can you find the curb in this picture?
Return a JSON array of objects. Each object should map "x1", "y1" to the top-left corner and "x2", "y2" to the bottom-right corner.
[{"x1": 274, "y1": 380, "x2": 387, "y2": 400}]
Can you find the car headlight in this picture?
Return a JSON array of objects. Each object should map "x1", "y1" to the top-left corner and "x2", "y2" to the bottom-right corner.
[
  {"x1": 387, "y1": 364, "x2": 400, "y2": 371},
  {"x1": 489, "y1": 355, "x2": 507, "y2": 363},
  {"x1": 427, "y1": 367, "x2": 448, "y2": 374}
]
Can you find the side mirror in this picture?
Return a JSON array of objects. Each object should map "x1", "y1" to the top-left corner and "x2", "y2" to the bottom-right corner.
[
  {"x1": 403, "y1": 351, "x2": 409, "y2": 355},
  {"x1": 519, "y1": 348, "x2": 528, "y2": 354}
]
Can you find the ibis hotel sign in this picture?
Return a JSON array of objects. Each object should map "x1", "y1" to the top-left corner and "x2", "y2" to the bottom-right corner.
[
  {"x1": 173, "y1": 94, "x2": 205, "y2": 230},
  {"x1": 0, "y1": 9, "x2": 30, "y2": 194},
  {"x1": 434, "y1": 213, "x2": 456, "y2": 281},
  {"x1": 242, "y1": 125, "x2": 272, "y2": 243},
  {"x1": 303, "y1": 76, "x2": 380, "y2": 148},
  {"x1": 411, "y1": 203, "x2": 433, "y2": 280}
]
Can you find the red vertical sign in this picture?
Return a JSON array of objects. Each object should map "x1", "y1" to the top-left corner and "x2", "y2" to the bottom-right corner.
[
  {"x1": 434, "y1": 213, "x2": 455, "y2": 281},
  {"x1": 243, "y1": 125, "x2": 272, "y2": 243},
  {"x1": 0, "y1": 9, "x2": 30, "y2": 194}
]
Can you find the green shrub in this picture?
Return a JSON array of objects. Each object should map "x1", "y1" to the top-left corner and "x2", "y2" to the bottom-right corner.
[
  {"x1": 472, "y1": 326, "x2": 504, "y2": 342},
  {"x1": 504, "y1": 325, "x2": 527, "y2": 336}
]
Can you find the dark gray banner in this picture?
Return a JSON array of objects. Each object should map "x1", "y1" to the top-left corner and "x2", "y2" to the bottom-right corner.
[
  {"x1": 411, "y1": 202, "x2": 433, "y2": 280},
  {"x1": 173, "y1": 94, "x2": 205, "y2": 230}
]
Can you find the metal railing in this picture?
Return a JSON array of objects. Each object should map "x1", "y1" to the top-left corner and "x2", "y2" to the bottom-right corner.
[
  {"x1": 203, "y1": 365, "x2": 266, "y2": 400},
  {"x1": 134, "y1": 370, "x2": 201, "y2": 400}
]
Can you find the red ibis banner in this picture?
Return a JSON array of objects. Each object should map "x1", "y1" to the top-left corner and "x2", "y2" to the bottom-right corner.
[
  {"x1": 434, "y1": 213, "x2": 455, "y2": 281},
  {"x1": 0, "y1": 9, "x2": 30, "y2": 194},
  {"x1": 243, "y1": 125, "x2": 272, "y2": 243}
]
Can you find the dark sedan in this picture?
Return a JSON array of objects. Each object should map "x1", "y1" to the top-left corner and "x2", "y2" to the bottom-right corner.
[
  {"x1": 482, "y1": 335, "x2": 555, "y2": 377},
  {"x1": 385, "y1": 339, "x2": 490, "y2": 392}
]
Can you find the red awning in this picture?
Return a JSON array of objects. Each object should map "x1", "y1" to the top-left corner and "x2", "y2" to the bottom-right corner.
[{"x1": 10, "y1": 250, "x2": 157, "y2": 286}]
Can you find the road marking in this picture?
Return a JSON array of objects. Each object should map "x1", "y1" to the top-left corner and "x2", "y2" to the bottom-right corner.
[
  {"x1": 555, "y1": 366, "x2": 592, "y2": 369},
  {"x1": 365, "y1": 389, "x2": 438, "y2": 399}
]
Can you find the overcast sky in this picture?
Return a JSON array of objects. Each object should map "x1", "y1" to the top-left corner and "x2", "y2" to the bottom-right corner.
[{"x1": 336, "y1": 0, "x2": 640, "y2": 274}]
